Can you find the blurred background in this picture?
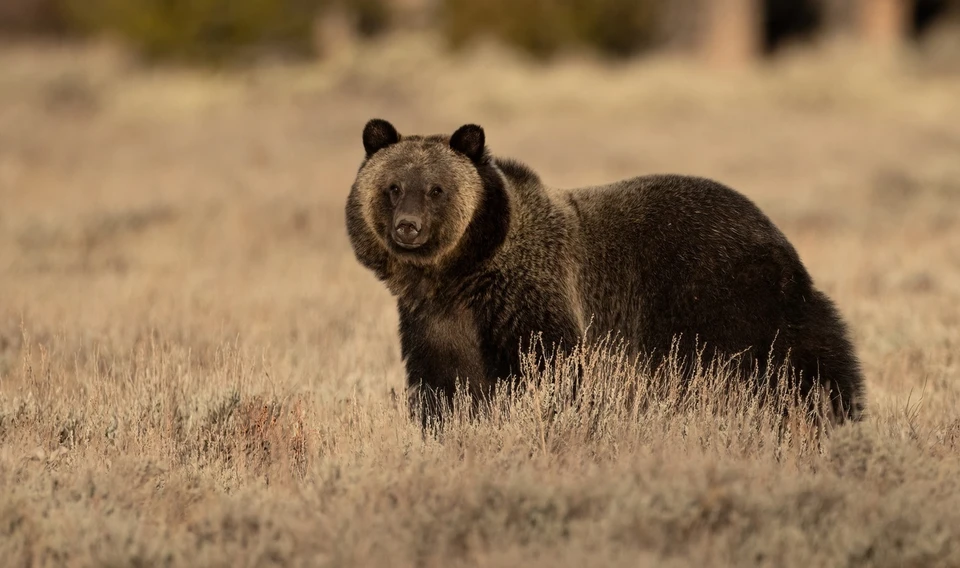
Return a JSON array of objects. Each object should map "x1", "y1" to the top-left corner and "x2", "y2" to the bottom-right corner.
[{"x1": 1, "y1": 0, "x2": 959, "y2": 66}]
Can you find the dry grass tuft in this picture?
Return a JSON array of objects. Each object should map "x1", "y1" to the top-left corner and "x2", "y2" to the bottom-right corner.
[{"x1": 423, "y1": 335, "x2": 833, "y2": 466}]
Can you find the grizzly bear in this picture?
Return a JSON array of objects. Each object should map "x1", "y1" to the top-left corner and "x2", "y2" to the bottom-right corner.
[{"x1": 345, "y1": 118, "x2": 865, "y2": 426}]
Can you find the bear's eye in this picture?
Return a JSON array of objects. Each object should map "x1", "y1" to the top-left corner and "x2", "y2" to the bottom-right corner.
[
  {"x1": 429, "y1": 186, "x2": 444, "y2": 197},
  {"x1": 387, "y1": 184, "x2": 401, "y2": 197}
]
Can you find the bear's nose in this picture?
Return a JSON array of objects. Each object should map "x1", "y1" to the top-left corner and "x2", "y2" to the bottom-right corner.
[{"x1": 394, "y1": 216, "x2": 422, "y2": 244}]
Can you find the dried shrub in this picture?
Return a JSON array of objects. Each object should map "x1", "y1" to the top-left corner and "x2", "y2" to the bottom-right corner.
[
  {"x1": 188, "y1": 392, "x2": 309, "y2": 478},
  {"x1": 0, "y1": 0, "x2": 67, "y2": 35},
  {"x1": 54, "y1": 0, "x2": 389, "y2": 64}
]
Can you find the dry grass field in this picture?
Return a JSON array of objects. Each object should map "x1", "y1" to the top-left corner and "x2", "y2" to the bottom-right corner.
[{"x1": 1, "y1": 35, "x2": 960, "y2": 567}]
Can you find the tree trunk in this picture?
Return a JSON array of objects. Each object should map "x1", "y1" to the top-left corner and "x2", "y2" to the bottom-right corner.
[
  {"x1": 857, "y1": 0, "x2": 908, "y2": 48},
  {"x1": 700, "y1": 0, "x2": 762, "y2": 68}
]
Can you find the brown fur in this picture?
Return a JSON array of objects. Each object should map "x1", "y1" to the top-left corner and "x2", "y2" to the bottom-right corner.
[
  {"x1": 355, "y1": 140, "x2": 482, "y2": 270},
  {"x1": 345, "y1": 119, "x2": 866, "y2": 427}
]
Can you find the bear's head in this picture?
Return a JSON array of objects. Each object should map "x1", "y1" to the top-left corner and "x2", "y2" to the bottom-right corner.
[{"x1": 352, "y1": 118, "x2": 493, "y2": 266}]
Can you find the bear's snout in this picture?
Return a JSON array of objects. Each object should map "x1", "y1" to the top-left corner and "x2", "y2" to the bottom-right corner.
[{"x1": 393, "y1": 215, "x2": 424, "y2": 248}]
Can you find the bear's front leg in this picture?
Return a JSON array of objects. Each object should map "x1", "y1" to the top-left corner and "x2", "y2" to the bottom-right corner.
[
  {"x1": 398, "y1": 302, "x2": 488, "y2": 428},
  {"x1": 484, "y1": 295, "x2": 584, "y2": 399}
]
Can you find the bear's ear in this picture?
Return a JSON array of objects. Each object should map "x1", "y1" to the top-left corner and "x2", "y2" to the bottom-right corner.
[
  {"x1": 450, "y1": 124, "x2": 485, "y2": 163},
  {"x1": 362, "y1": 119, "x2": 400, "y2": 157}
]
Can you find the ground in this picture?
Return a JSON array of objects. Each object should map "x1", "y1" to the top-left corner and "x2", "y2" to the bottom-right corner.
[{"x1": 1, "y1": 35, "x2": 959, "y2": 567}]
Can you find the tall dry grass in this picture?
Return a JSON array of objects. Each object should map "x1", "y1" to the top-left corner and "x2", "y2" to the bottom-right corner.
[{"x1": 1, "y1": 36, "x2": 960, "y2": 566}]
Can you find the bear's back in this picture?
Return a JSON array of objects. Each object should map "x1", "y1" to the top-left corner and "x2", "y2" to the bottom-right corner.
[
  {"x1": 568, "y1": 174, "x2": 794, "y2": 256},
  {"x1": 563, "y1": 174, "x2": 813, "y2": 359}
]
